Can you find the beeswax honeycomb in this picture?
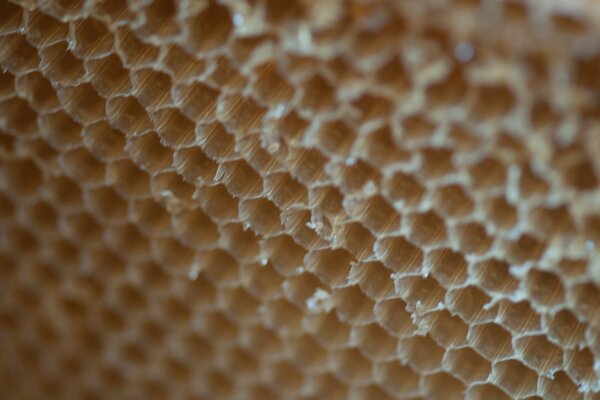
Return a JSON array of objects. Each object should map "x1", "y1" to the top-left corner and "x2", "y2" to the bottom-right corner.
[{"x1": 1, "y1": 0, "x2": 600, "y2": 399}]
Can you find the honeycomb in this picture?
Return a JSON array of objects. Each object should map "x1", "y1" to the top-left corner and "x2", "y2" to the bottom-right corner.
[{"x1": 2, "y1": 0, "x2": 600, "y2": 398}]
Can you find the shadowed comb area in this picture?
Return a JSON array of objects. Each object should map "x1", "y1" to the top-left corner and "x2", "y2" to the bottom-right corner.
[{"x1": 2, "y1": 0, "x2": 600, "y2": 399}]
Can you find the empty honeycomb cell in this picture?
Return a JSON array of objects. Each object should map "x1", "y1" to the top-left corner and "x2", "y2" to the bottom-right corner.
[
  {"x1": 426, "y1": 248, "x2": 468, "y2": 288},
  {"x1": 285, "y1": 147, "x2": 328, "y2": 185},
  {"x1": 298, "y1": 74, "x2": 336, "y2": 114},
  {"x1": 1, "y1": 159, "x2": 42, "y2": 197},
  {"x1": 269, "y1": 361, "x2": 306, "y2": 394},
  {"x1": 149, "y1": 108, "x2": 196, "y2": 148},
  {"x1": 261, "y1": 234, "x2": 305, "y2": 276},
  {"x1": 492, "y1": 359, "x2": 538, "y2": 397},
  {"x1": 174, "y1": 82, "x2": 219, "y2": 123},
  {"x1": 57, "y1": 83, "x2": 106, "y2": 124},
  {"x1": 407, "y1": 210, "x2": 447, "y2": 246},
  {"x1": 433, "y1": 184, "x2": 474, "y2": 219},
  {"x1": 352, "y1": 94, "x2": 394, "y2": 124},
  {"x1": 539, "y1": 371, "x2": 583, "y2": 400},
  {"x1": 313, "y1": 120, "x2": 356, "y2": 157},
  {"x1": 106, "y1": 223, "x2": 150, "y2": 258},
  {"x1": 0, "y1": 98, "x2": 38, "y2": 138},
  {"x1": 186, "y1": 1, "x2": 233, "y2": 52},
  {"x1": 444, "y1": 347, "x2": 491, "y2": 384},
  {"x1": 374, "y1": 361, "x2": 419, "y2": 397},
  {"x1": 161, "y1": 45, "x2": 205, "y2": 83},
  {"x1": 84, "y1": 187, "x2": 128, "y2": 222},
  {"x1": 425, "y1": 309, "x2": 469, "y2": 348},
  {"x1": 472, "y1": 258, "x2": 519, "y2": 294},
  {"x1": 198, "y1": 248, "x2": 239, "y2": 286},
  {"x1": 306, "y1": 310, "x2": 352, "y2": 349},
  {"x1": 373, "y1": 298, "x2": 415, "y2": 338},
  {"x1": 114, "y1": 26, "x2": 159, "y2": 68},
  {"x1": 571, "y1": 282, "x2": 600, "y2": 326},
  {"x1": 354, "y1": 323, "x2": 397, "y2": 361},
  {"x1": 250, "y1": 62, "x2": 294, "y2": 107},
  {"x1": 0, "y1": 1, "x2": 22, "y2": 34},
  {"x1": 130, "y1": 198, "x2": 171, "y2": 236},
  {"x1": 288, "y1": 335, "x2": 329, "y2": 373},
  {"x1": 338, "y1": 159, "x2": 381, "y2": 195},
  {"x1": 196, "y1": 122, "x2": 236, "y2": 161},
  {"x1": 263, "y1": 298, "x2": 304, "y2": 335},
  {"x1": 238, "y1": 198, "x2": 283, "y2": 236},
  {"x1": 468, "y1": 156, "x2": 506, "y2": 191},
  {"x1": 468, "y1": 323, "x2": 514, "y2": 361},
  {"x1": 23, "y1": 201, "x2": 57, "y2": 233},
  {"x1": 332, "y1": 285, "x2": 375, "y2": 324},
  {"x1": 62, "y1": 147, "x2": 106, "y2": 185},
  {"x1": 423, "y1": 371, "x2": 466, "y2": 400},
  {"x1": 425, "y1": 66, "x2": 468, "y2": 108},
  {"x1": 44, "y1": 175, "x2": 82, "y2": 211},
  {"x1": 466, "y1": 383, "x2": 511, "y2": 400},
  {"x1": 447, "y1": 286, "x2": 497, "y2": 323},
  {"x1": 376, "y1": 236, "x2": 423, "y2": 274},
  {"x1": 39, "y1": 42, "x2": 85, "y2": 85},
  {"x1": 331, "y1": 347, "x2": 372, "y2": 385},
  {"x1": 173, "y1": 146, "x2": 217, "y2": 184},
  {"x1": 348, "y1": 261, "x2": 394, "y2": 301},
  {"x1": 106, "y1": 160, "x2": 151, "y2": 198},
  {"x1": 0, "y1": 34, "x2": 39, "y2": 75},
  {"x1": 419, "y1": 148, "x2": 455, "y2": 179},
  {"x1": 334, "y1": 222, "x2": 375, "y2": 260},
  {"x1": 218, "y1": 93, "x2": 266, "y2": 135},
  {"x1": 548, "y1": 309, "x2": 586, "y2": 348},
  {"x1": 125, "y1": 132, "x2": 173, "y2": 173},
  {"x1": 39, "y1": 111, "x2": 83, "y2": 151},
  {"x1": 218, "y1": 159, "x2": 264, "y2": 198},
  {"x1": 484, "y1": 196, "x2": 518, "y2": 230},
  {"x1": 398, "y1": 335, "x2": 445, "y2": 373},
  {"x1": 504, "y1": 234, "x2": 546, "y2": 264},
  {"x1": 565, "y1": 347, "x2": 595, "y2": 385},
  {"x1": 360, "y1": 126, "x2": 410, "y2": 169},
  {"x1": 62, "y1": 214, "x2": 104, "y2": 246},
  {"x1": 525, "y1": 268, "x2": 565, "y2": 308},
  {"x1": 347, "y1": 194, "x2": 401, "y2": 234},
  {"x1": 137, "y1": 0, "x2": 179, "y2": 38},
  {"x1": 395, "y1": 276, "x2": 447, "y2": 315},
  {"x1": 70, "y1": 17, "x2": 113, "y2": 59},
  {"x1": 304, "y1": 248, "x2": 353, "y2": 287},
  {"x1": 470, "y1": 84, "x2": 516, "y2": 120},
  {"x1": 221, "y1": 286, "x2": 262, "y2": 324},
  {"x1": 514, "y1": 335, "x2": 563, "y2": 373},
  {"x1": 263, "y1": 173, "x2": 307, "y2": 209},
  {"x1": 24, "y1": 10, "x2": 67, "y2": 47},
  {"x1": 108, "y1": 95, "x2": 156, "y2": 135},
  {"x1": 153, "y1": 236, "x2": 196, "y2": 271},
  {"x1": 400, "y1": 114, "x2": 436, "y2": 143},
  {"x1": 454, "y1": 222, "x2": 493, "y2": 255},
  {"x1": 195, "y1": 184, "x2": 238, "y2": 223},
  {"x1": 241, "y1": 261, "x2": 284, "y2": 300},
  {"x1": 220, "y1": 223, "x2": 261, "y2": 261},
  {"x1": 131, "y1": 68, "x2": 173, "y2": 108},
  {"x1": 86, "y1": 54, "x2": 132, "y2": 98},
  {"x1": 15, "y1": 72, "x2": 60, "y2": 113},
  {"x1": 383, "y1": 171, "x2": 424, "y2": 208},
  {"x1": 519, "y1": 163, "x2": 550, "y2": 198}
]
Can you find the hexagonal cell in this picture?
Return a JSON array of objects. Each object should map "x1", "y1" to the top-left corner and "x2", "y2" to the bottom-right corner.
[
  {"x1": 218, "y1": 93, "x2": 266, "y2": 135},
  {"x1": 130, "y1": 68, "x2": 173, "y2": 108},
  {"x1": 470, "y1": 84, "x2": 515, "y2": 120},
  {"x1": 422, "y1": 371, "x2": 466, "y2": 400},
  {"x1": 305, "y1": 311, "x2": 351, "y2": 349},
  {"x1": 344, "y1": 194, "x2": 401, "y2": 234},
  {"x1": 302, "y1": 247, "x2": 351, "y2": 287},
  {"x1": 468, "y1": 323, "x2": 514, "y2": 361},
  {"x1": 497, "y1": 300, "x2": 541, "y2": 334},
  {"x1": 453, "y1": 222, "x2": 493, "y2": 255},
  {"x1": 446, "y1": 286, "x2": 497, "y2": 324},
  {"x1": 374, "y1": 361, "x2": 419, "y2": 397},
  {"x1": 547, "y1": 309, "x2": 586, "y2": 348},
  {"x1": 218, "y1": 223, "x2": 260, "y2": 262},
  {"x1": 250, "y1": 62, "x2": 294, "y2": 107},
  {"x1": 261, "y1": 235, "x2": 305, "y2": 276},
  {"x1": 298, "y1": 74, "x2": 336, "y2": 114},
  {"x1": 115, "y1": 26, "x2": 160, "y2": 68},
  {"x1": 491, "y1": 359, "x2": 538, "y2": 398},
  {"x1": 375, "y1": 235, "x2": 423, "y2": 274},
  {"x1": 332, "y1": 285, "x2": 375, "y2": 325},
  {"x1": 263, "y1": 172, "x2": 307, "y2": 209},
  {"x1": 528, "y1": 205, "x2": 574, "y2": 239},
  {"x1": 195, "y1": 184, "x2": 238, "y2": 223},
  {"x1": 519, "y1": 162, "x2": 550, "y2": 198},
  {"x1": 206, "y1": 55, "x2": 247, "y2": 91},
  {"x1": 396, "y1": 276, "x2": 446, "y2": 315},
  {"x1": 308, "y1": 373, "x2": 348, "y2": 400},
  {"x1": 570, "y1": 282, "x2": 600, "y2": 325},
  {"x1": 218, "y1": 159, "x2": 264, "y2": 199},
  {"x1": 564, "y1": 347, "x2": 596, "y2": 386},
  {"x1": 504, "y1": 234, "x2": 547, "y2": 265},
  {"x1": 515, "y1": 335, "x2": 563, "y2": 374},
  {"x1": 472, "y1": 257, "x2": 519, "y2": 294},
  {"x1": 186, "y1": 1, "x2": 233, "y2": 52},
  {"x1": 333, "y1": 222, "x2": 375, "y2": 260},
  {"x1": 525, "y1": 268, "x2": 565, "y2": 308},
  {"x1": 444, "y1": 347, "x2": 491, "y2": 384},
  {"x1": 348, "y1": 261, "x2": 394, "y2": 301},
  {"x1": 432, "y1": 184, "x2": 474, "y2": 219},
  {"x1": 262, "y1": 298, "x2": 304, "y2": 336},
  {"x1": 0, "y1": 34, "x2": 40, "y2": 75},
  {"x1": 425, "y1": 248, "x2": 468, "y2": 288},
  {"x1": 161, "y1": 45, "x2": 206, "y2": 83},
  {"x1": 39, "y1": 110, "x2": 83, "y2": 151},
  {"x1": 406, "y1": 210, "x2": 447, "y2": 247},
  {"x1": 1, "y1": 159, "x2": 43, "y2": 198},
  {"x1": 69, "y1": 17, "x2": 113, "y2": 58},
  {"x1": 398, "y1": 335, "x2": 444, "y2": 373},
  {"x1": 174, "y1": 81, "x2": 219, "y2": 122},
  {"x1": 285, "y1": 147, "x2": 328, "y2": 185},
  {"x1": 331, "y1": 348, "x2": 372, "y2": 385},
  {"x1": 241, "y1": 262, "x2": 284, "y2": 301},
  {"x1": 15, "y1": 72, "x2": 60, "y2": 113},
  {"x1": 196, "y1": 122, "x2": 236, "y2": 161},
  {"x1": 149, "y1": 108, "x2": 196, "y2": 149},
  {"x1": 86, "y1": 54, "x2": 132, "y2": 98},
  {"x1": 0, "y1": 98, "x2": 38, "y2": 138},
  {"x1": 220, "y1": 287, "x2": 261, "y2": 324},
  {"x1": 125, "y1": 132, "x2": 172, "y2": 174},
  {"x1": 383, "y1": 171, "x2": 425, "y2": 208},
  {"x1": 84, "y1": 186, "x2": 128, "y2": 223},
  {"x1": 424, "y1": 309, "x2": 469, "y2": 348},
  {"x1": 172, "y1": 146, "x2": 217, "y2": 184},
  {"x1": 137, "y1": 0, "x2": 179, "y2": 38},
  {"x1": 354, "y1": 323, "x2": 397, "y2": 361},
  {"x1": 57, "y1": 83, "x2": 106, "y2": 124},
  {"x1": 466, "y1": 383, "x2": 511, "y2": 400},
  {"x1": 425, "y1": 66, "x2": 468, "y2": 108},
  {"x1": 239, "y1": 198, "x2": 283, "y2": 236},
  {"x1": 130, "y1": 198, "x2": 171, "y2": 236},
  {"x1": 106, "y1": 223, "x2": 150, "y2": 259},
  {"x1": 172, "y1": 207, "x2": 219, "y2": 249},
  {"x1": 196, "y1": 248, "x2": 239, "y2": 286},
  {"x1": 287, "y1": 335, "x2": 328, "y2": 373},
  {"x1": 24, "y1": 10, "x2": 68, "y2": 47},
  {"x1": 106, "y1": 160, "x2": 151, "y2": 198},
  {"x1": 44, "y1": 175, "x2": 82, "y2": 211},
  {"x1": 538, "y1": 371, "x2": 583, "y2": 400},
  {"x1": 484, "y1": 196, "x2": 518, "y2": 230}
]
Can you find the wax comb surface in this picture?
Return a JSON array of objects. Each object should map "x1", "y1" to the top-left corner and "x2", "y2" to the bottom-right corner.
[{"x1": 1, "y1": 0, "x2": 600, "y2": 399}]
